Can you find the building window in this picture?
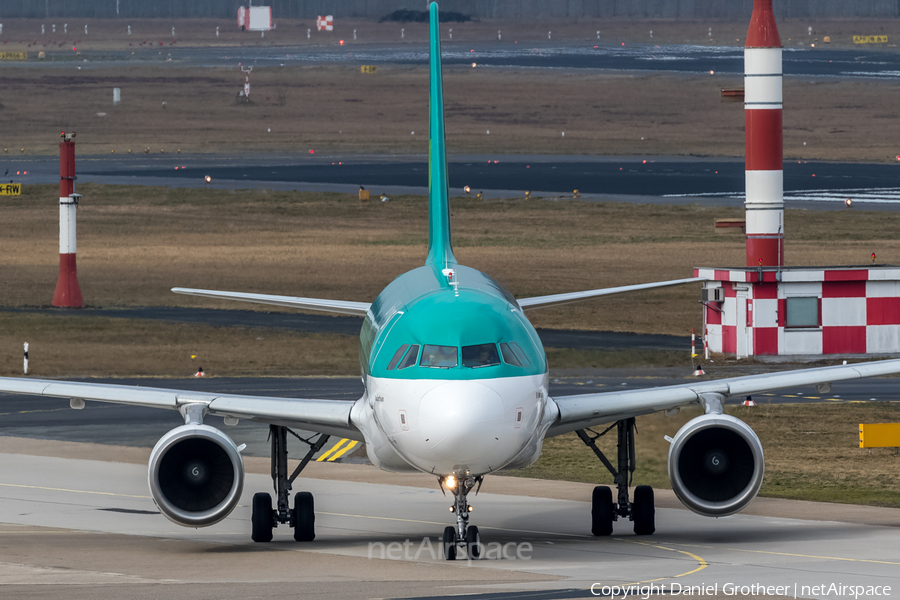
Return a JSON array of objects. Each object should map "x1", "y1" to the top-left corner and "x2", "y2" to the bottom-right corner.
[{"x1": 785, "y1": 297, "x2": 819, "y2": 328}]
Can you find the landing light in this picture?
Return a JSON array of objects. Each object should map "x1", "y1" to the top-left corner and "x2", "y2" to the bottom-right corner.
[{"x1": 445, "y1": 475, "x2": 457, "y2": 489}]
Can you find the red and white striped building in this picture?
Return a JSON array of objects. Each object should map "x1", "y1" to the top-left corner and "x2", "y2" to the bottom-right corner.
[
  {"x1": 697, "y1": 267, "x2": 900, "y2": 358},
  {"x1": 696, "y1": 0, "x2": 900, "y2": 358}
]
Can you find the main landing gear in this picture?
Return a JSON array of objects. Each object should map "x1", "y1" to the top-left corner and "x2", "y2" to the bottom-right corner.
[
  {"x1": 251, "y1": 424, "x2": 330, "y2": 543},
  {"x1": 440, "y1": 475, "x2": 483, "y2": 560},
  {"x1": 577, "y1": 417, "x2": 655, "y2": 537}
]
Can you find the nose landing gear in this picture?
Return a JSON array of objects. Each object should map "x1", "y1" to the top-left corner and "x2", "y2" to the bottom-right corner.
[{"x1": 440, "y1": 475, "x2": 483, "y2": 560}]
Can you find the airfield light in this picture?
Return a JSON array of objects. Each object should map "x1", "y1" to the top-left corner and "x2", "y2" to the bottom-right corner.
[
  {"x1": 309, "y1": 149, "x2": 315, "y2": 154},
  {"x1": 471, "y1": 62, "x2": 476, "y2": 68},
  {"x1": 872, "y1": 253, "x2": 877, "y2": 263},
  {"x1": 896, "y1": 155, "x2": 900, "y2": 161},
  {"x1": 464, "y1": 185, "x2": 471, "y2": 194},
  {"x1": 205, "y1": 175, "x2": 212, "y2": 183},
  {"x1": 709, "y1": 70, "x2": 715, "y2": 75},
  {"x1": 845, "y1": 198, "x2": 852, "y2": 207},
  {"x1": 339, "y1": 39, "x2": 344, "y2": 45},
  {"x1": 445, "y1": 475, "x2": 457, "y2": 489}
]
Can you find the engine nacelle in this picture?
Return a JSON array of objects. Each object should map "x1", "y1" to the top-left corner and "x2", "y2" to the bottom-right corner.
[
  {"x1": 667, "y1": 413, "x2": 764, "y2": 517},
  {"x1": 148, "y1": 424, "x2": 244, "y2": 527}
]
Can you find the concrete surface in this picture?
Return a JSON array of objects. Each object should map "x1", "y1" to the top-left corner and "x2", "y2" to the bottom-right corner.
[{"x1": 0, "y1": 439, "x2": 899, "y2": 599}]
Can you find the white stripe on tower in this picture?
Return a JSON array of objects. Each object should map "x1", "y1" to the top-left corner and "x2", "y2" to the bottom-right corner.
[
  {"x1": 60, "y1": 196, "x2": 76, "y2": 254},
  {"x1": 744, "y1": 0, "x2": 784, "y2": 268}
]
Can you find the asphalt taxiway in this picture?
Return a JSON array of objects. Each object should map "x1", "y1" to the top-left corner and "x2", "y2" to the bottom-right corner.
[
  {"x1": 8, "y1": 152, "x2": 900, "y2": 209},
  {"x1": 15, "y1": 43, "x2": 900, "y2": 80},
  {"x1": 0, "y1": 305, "x2": 690, "y2": 352},
  {"x1": 0, "y1": 441, "x2": 898, "y2": 599}
]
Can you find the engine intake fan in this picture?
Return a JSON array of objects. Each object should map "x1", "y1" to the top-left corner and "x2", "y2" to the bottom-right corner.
[
  {"x1": 667, "y1": 413, "x2": 764, "y2": 517},
  {"x1": 149, "y1": 424, "x2": 244, "y2": 527}
]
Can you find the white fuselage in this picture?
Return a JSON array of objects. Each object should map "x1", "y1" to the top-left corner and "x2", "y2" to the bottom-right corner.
[{"x1": 350, "y1": 373, "x2": 558, "y2": 476}]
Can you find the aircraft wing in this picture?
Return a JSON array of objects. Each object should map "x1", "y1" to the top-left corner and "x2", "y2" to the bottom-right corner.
[
  {"x1": 546, "y1": 358, "x2": 900, "y2": 437},
  {"x1": 517, "y1": 277, "x2": 704, "y2": 311},
  {"x1": 171, "y1": 287, "x2": 371, "y2": 317},
  {"x1": 0, "y1": 377, "x2": 363, "y2": 441}
]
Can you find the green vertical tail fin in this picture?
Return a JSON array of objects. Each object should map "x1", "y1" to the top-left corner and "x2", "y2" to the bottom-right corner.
[{"x1": 425, "y1": 2, "x2": 456, "y2": 267}]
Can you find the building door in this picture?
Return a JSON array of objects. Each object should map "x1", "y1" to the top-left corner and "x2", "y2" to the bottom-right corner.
[{"x1": 736, "y1": 290, "x2": 750, "y2": 358}]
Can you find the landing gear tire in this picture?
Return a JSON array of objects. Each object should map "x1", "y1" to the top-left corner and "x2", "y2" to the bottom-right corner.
[
  {"x1": 591, "y1": 486, "x2": 614, "y2": 536},
  {"x1": 632, "y1": 485, "x2": 655, "y2": 536},
  {"x1": 465, "y1": 525, "x2": 481, "y2": 560},
  {"x1": 292, "y1": 491, "x2": 316, "y2": 542},
  {"x1": 443, "y1": 526, "x2": 458, "y2": 560},
  {"x1": 251, "y1": 492, "x2": 274, "y2": 543}
]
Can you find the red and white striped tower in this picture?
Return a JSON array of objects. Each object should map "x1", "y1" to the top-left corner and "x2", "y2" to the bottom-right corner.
[
  {"x1": 744, "y1": 0, "x2": 784, "y2": 268},
  {"x1": 52, "y1": 132, "x2": 83, "y2": 308}
]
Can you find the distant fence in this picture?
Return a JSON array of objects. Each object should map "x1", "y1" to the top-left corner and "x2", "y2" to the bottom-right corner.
[{"x1": 6, "y1": 0, "x2": 899, "y2": 19}]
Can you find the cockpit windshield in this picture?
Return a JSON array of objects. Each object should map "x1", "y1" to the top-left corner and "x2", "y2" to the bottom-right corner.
[
  {"x1": 396, "y1": 345, "x2": 419, "y2": 369},
  {"x1": 419, "y1": 345, "x2": 458, "y2": 368},
  {"x1": 500, "y1": 342, "x2": 531, "y2": 367},
  {"x1": 462, "y1": 343, "x2": 501, "y2": 368}
]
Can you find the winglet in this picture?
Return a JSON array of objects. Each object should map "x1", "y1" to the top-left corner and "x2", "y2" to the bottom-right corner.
[{"x1": 425, "y1": 2, "x2": 456, "y2": 267}]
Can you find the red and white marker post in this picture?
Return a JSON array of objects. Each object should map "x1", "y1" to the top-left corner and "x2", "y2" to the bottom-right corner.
[
  {"x1": 52, "y1": 132, "x2": 83, "y2": 308},
  {"x1": 744, "y1": 0, "x2": 784, "y2": 268}
]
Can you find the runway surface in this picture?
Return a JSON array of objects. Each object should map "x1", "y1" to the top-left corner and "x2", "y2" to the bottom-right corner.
[
  {"x1": 8, "y1": 152, "x2": 900, "y2": 210},
  {"x1": 0, "y1": 446, "x2": 898, "y2": 599},
  {"x1": 15, "y1": 42, "x2": 900, "y2": 80},
  {"x1": 1, "y1": 373, "x2": 896, "y2": 459}
]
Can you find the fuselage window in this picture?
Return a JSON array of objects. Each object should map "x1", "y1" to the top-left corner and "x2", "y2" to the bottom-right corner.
[
  {"x1": 397, "y1": 345, "x2": 420, "y2": 369},
  {"x1": 462, "y1": 343, "x2": 501, "y2": 368},
  {"x1": 509, "y1": 341, "x2": 532, "y2": 367},
  {"x1": 499, "y1": 342, "x2": 522, "y2": 367},
  {"x1": 419, "y1": 345, "x2": 458, "y2": 368},
  {"x1": 386, "y1": 344, "x2": 410, "y2": 370}
]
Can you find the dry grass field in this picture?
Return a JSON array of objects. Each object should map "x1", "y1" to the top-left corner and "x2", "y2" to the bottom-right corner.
[
  {"x1": 1, "y1": 60, "x2": 898, "y2": 160},
  {"x1": 0, "y1": 313, "x2": 693, "y2": 377},
  {"x1": 0, "y1": 312, "x2": 357, "y2": 378},
  {"x1": 510, "y1": 401, "x2": 900, "y2": 507},
  {"x1": 5, "y1": 184, "x2": 900, "y2": 338}
]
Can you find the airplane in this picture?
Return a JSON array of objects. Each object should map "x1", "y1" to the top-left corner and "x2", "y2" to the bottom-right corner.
[{"x1": 3, "y1": 2, "x2": 900, "y2": 561}]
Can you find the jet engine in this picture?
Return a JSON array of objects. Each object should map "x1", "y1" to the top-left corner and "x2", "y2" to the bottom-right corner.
[
  {"x1": 148, "y1": 424, "x2": 244, "y2": 527},
  {"x1": 667, "y1": 413, "x2": 764, "y2": 517}
]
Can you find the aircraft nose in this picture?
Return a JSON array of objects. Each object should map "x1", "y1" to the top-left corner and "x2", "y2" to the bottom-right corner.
[{"x1": 418, "y1": 381, "x2": 506, "y2": 465}]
